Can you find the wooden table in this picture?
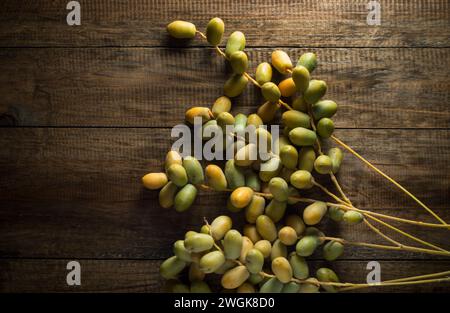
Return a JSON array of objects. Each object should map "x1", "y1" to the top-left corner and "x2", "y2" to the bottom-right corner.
[{"x1": 0, "y1": 0, "x2": 449, "y2": 292}]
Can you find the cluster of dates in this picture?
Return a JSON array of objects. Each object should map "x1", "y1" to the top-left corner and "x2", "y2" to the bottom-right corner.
[
  {"x1": 160, "y1": 215, "x2": 341, "y2": 293},
  {"x1": 141, "y1": 18, "x2": 367, "y2": 292}
]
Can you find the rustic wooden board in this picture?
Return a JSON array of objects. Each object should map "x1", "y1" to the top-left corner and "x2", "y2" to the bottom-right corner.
[
  {"x1": 0, "y1": 128, "x2": 448, "y2": 259},
  {"x1": 0, "y1": 199, "x2": 448, "y2": 260},
  {"x1": 1, "y1": 128, "x2": 448, "y2": 208},
  {"x1": 0, "y1": 0, "x2": 449, "y2": 294},
  {"x1": 0, "y1": 0, "x2": 449, "y2": 48},
  {"x1": 1, "y1": 259, "x2": 449, "y2": 293},
  {"x1": 0, "y1": 48, "x2": 449, "y2": 128}
]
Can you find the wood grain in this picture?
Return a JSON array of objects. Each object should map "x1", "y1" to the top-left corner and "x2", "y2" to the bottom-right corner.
[
  {"x1": 1, "y1": 259, "x2": 449, "y2": 293},
  {"x1": 0, "y1": 0, "x2": 449, "y2": 48},
  {"x1": 0, "y1": 48, "x2": 448, "y2": 128},
  {"x1": 0, "y1": 128, "x2": 447, "y2": 207},
  {"x1": 0, "y1": 0, "x2": 449, "y2": 294},
  {"x1": 0, "y1": 128, "x2": 448, "y2": 259},
  {"x1": 0, "y1": 198, "x2": 448, "y2": 260}
]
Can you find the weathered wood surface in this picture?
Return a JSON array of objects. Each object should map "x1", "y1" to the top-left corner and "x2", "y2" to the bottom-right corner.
[
  {"x1": 0, "y1": 47, "x2": 449, "y2": 128},
  {"x1": 0, "y1": 0, "x2": 449, "y2": 293},
  {"x1": 0, "y1": 0, "x2": 449, "y2": 48},
  {"x1": 0, "y1": 128, "x2": 448, "y2": 260},
  {"x1": 1, "y1": 259, "x2": 449, "y2": 293},
  {"x1": 1, "y1": 128, "x2": 447, "y2": 207}
]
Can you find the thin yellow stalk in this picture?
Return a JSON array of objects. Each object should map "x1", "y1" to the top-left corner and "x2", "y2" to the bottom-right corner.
[
  {"x1": 244, "y1": 72, "x2": 261, "y2": 88},
  {"x1": 200, "y1": 184, "x2": 448, "y2": 229},
  {"x1": 196, "y1": 31, "x2": 207, "y2": 40},
  {"x1": 365, "y1": 214, "x2": 448, "y2": 253},
  {"x1": 340, "y1": 270, "x2": 450, "y2": 291},
  {"x1": 307, "y1": 109, "x2": 323, "y2": 154},
  {"x1": 215, "y1": 46, "x2": 228, "y2": 59},
  {"x1": 322, "y1": 236, "x2": 450, "y2": 257},
  {"x1": 199, "y1": 184, "x2": 232, "y2": 193},
  {"x1": 312, "y1": 181, "x2": 449, "y2": 252},
  {"x1": 207, "y1": 109, "x2": 215, "y2": 119},
  {"x1": 203, "y1": 217, "x2": 224, "y2": 252},
  {"x1": 289, "y1": 271, "x2": 450, "y2": 289},
  {"x1": 364, "y1": 219, "x2": 401, "y2": 246},
  {"x1": 331, "y1": 135, "x2": 448, "y2": 226},
  {"x1": 259, "y1": 269, "x2": 450, "y2": 290},
  {"x1": 319, "y1": 277, "x2": 450, "y2": 289},
  {"x1": 278, "y1": 99, "x2": 294, "y2": 111},
  {"x1": 312, "y1": 180, "x2": 349, "y2": 205},
  {"x1": 259, "y1": 272, "x2": 276, "y2": 279},
  {"x1": 333, "y1": 203, "x2": 450, "y2": 229},
  {"x1": 260, "y1": 262, "x2": 450, "y2": 291},
  {"x1": 329, "y1": 172, "x2": 353, "y2": 205}
]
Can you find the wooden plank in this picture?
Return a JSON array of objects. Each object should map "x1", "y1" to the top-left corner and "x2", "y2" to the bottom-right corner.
[
  {"x1": 1, "y1": 259, "x2": 449, "y2": 293},
  {"x1": 0, "y1": 259, "x2": 163, "y2": 293},
  {"x1": 0, "y1": 128, "x2": 447, "y2": 208},
  {"x1": 0, "y1": 198, "x2": 448, "y2": 260},
  {"x1": 0, "y1": 47, "x2": 449, "y2": 128},
  {"x1": 0, "y1": 128, "x2": 448, "y2": 259},
  {"x1": 0, "y1": 0, "x2": 449, "y2": 48}
]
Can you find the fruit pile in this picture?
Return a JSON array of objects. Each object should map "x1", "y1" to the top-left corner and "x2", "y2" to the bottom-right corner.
[{"x1": 141, "y1": 18, "x2": 450, "y2": 293}]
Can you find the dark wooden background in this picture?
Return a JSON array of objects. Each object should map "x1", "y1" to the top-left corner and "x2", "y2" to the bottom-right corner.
[{"x1": 0, "y1": 0, "x2": 449, "y2": 292}]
